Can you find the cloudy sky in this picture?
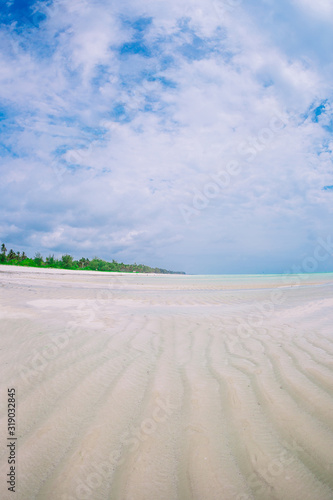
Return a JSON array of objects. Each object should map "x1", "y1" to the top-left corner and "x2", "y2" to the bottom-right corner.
[{"x1": 0, "y1": 0, "x2": 332, "y2": 274}]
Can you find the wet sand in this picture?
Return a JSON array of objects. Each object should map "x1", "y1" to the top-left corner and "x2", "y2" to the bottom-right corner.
[{"x1": 0, "y1": 265, "x2": 333, "y2": 499}]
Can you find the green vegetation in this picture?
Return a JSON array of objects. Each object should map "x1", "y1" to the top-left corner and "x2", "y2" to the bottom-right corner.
[{"x1": 0, "y1": 244, "x2": 185, "y2": 274}]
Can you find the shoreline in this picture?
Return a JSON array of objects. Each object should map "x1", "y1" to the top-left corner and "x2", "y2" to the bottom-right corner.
[{"x1": 1, "y1": 264, "x2": 333, "y2": 278}]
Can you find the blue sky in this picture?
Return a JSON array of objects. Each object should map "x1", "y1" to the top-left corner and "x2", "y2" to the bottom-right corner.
[{"x1": 0, "y1": 0, "x2": 332, "y2": 274}]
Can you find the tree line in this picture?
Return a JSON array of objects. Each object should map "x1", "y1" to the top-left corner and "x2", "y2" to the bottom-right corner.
[{"x1": 0, "y1": 244, "x2": 185, "y2": 274}]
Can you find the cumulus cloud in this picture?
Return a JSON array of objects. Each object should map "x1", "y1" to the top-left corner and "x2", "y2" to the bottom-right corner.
[
  {"x1": 292, "y1": 0, "x2": 333, "y2": 18},
  {"x1": 0, "y1": 0, "x2": 332, "y2": 273}
]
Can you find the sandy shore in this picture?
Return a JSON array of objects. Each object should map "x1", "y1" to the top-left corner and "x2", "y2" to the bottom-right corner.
[{"x1": 1, "y1": 265, "x2": 333, "y2": 500}]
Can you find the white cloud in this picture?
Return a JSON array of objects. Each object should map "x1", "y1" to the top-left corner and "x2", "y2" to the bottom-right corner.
[
  {"x1": 0, "y1": 0, "x2": 332, "y2": 273},
  {"x1": 292, "y1": 0, "x2": 333, "y2": 18}
]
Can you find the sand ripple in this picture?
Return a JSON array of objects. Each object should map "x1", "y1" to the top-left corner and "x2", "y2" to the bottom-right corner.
[{"x1": 0, "y1": 266, "x2": 333, "y2": 499}]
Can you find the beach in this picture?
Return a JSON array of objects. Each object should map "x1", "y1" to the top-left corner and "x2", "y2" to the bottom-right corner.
[{"x1": 0, "y1": 265, "x2": 333, "y2": 500}]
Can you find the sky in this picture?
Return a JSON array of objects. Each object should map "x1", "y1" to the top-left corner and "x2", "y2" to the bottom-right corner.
[{"x1": 0, "y1": 0, "x2": 333, "y2": 274}]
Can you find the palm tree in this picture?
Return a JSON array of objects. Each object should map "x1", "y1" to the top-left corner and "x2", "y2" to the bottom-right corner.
[
  {"x1": 45, "y1": 255, "x2": 54, "y2": 266},
  {"x1": 34, "y1": 252, "x2": 43, "y2": 266},
  {"x1": 1, "y1": 243, "x2": 7, "y2": 255},
  {"x1": 7, "y1": 249, "x2": 16, "y2": 260},
  {"x1": 61, "y1": 254, "x2": 73, "y2": 268}
]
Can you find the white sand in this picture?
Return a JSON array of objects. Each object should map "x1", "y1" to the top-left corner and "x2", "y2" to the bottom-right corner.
[{"x1": 0, "y1": 265, "x2": 333, "y2": 500}]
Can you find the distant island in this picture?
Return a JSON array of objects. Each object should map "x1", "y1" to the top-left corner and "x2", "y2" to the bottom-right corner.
[{"x1": 0, "y1": 244, "x2": 185, "y2": 274}]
